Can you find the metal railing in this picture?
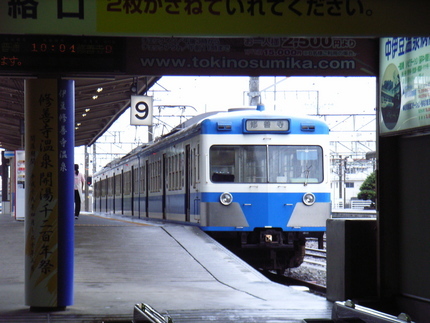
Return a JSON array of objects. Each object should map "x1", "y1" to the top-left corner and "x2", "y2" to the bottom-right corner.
[{"x1": 133, "y1": 303, "x2": 172, "y2": 323}]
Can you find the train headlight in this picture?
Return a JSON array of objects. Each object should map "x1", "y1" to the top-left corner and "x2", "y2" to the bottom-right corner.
[
  {"x1": 303, "y1": 192, "x2": 316, "y2": 206},
  {"x1": 220, "y1": 192, "x2": 233, "y2": 205}
]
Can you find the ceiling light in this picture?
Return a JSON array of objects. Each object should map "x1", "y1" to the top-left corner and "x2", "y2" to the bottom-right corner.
[
  {"x1": 97, "y1": 87, "x2": 103, "y2": 92},
  {"x1": 130, "y1": 83, "x2": 137, "y2": 93},
  {"x1": 82, "y1": 113, "x2": 87, "y2": 117},
  {"x1": 92, "y1": 95, "x2": 98, "y2": 100},
  {"x1": 85, "y1": 108, "x2": 90, "y2": 112}
]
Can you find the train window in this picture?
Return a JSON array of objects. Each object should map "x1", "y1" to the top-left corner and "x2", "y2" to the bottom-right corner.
[
  {"x1": 196, "y1": 145, "x2": 200, "y2": 183},
  {"x1": 94, "y1": 181, "x2": 98, "y2": 198},
  {"x1": 210, "y1": 145, "x2": 267, "y2": 183},
  {"x1": 268, "y1": 145, "x2": 323, "y2": 184},
  {"x1": 181, "y1": 152, "x2": 185, "y2": 188},
  {"x1": 149, "y1": 163, "x2": 154, "y2": 192},
  {"x1": 140, "y1": 166, "x2": 146, "y2": 192},
  {"x1": 192, "y1": 147, "x2": 197, "y2": 187},
  {"x1": 115, "y1": 174, "x2": 122, "y2": 195},
  {"x1": 108, "y1": 177, "x2": 114, "y2": 196},
  {"x1": 133, "y1": 168, "x2": 138, "y2": 194},
  {"x1": 124, "y1": 170, "x2": 131, "y2": 195},
  {"x1": 149, "y1": 160, "x2": 162, "y2": 193}
]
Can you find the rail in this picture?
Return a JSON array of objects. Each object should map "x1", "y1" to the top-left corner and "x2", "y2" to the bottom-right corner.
[{"x1": 133, "y1": 303, "x2": 172, "y2": 323}]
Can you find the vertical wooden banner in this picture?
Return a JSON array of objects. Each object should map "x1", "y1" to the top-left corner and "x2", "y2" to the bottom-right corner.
[{"x1": 25, "y1": 79, "x2": 75, "y2": 310}]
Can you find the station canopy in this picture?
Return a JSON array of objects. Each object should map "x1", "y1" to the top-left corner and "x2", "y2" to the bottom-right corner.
[{"x1": 0, "y1": 75, "x2": 160, "y2": 151}]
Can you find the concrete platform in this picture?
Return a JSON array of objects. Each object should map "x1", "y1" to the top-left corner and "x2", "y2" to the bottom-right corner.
[{"x1": 0, "y1": 212, "x2": 332, "y2": 322}]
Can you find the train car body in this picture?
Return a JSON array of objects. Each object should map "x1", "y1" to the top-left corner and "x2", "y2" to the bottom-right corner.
[{"x1": 93, "y1": 108, "x2": 331, "y2": 272}]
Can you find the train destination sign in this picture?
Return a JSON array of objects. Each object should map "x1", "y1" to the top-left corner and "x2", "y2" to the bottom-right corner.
[
  {"x1": 0, "y1": 35, "x2": 126, "y2": 75},
  {"x1": 245, "y1": 119, "x2": 290, "y2": 133}
]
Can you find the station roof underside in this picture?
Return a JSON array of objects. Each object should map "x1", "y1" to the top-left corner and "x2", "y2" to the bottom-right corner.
[{"x1": 0, "y1": 75, "x2": 160, "y2": 151}]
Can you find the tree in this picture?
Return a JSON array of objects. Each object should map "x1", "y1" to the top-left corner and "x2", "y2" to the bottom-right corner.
[{"x1": 357, "y1": 171, "x2": 376, "y2": 203}]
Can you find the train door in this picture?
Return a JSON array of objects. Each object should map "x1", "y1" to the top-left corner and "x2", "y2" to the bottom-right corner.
[
  {"x1": 111, "y1": 173, "x2": 115, "y2": 213},
  {"x1": 104, "y1": 175, "x2": 108, "y2": 212},
  {"x1": 121, "y1": 169, "x2": 124, "y2": 214},
  {"x1": 162, "y1": 154, "x2": 167, "y2": 220},
  {"x1": 185, "y1": 145, "x2": 191, "y2": 222}
]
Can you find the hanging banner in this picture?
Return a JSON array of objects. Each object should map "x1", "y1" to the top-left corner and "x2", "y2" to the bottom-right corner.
[
  {"x1": 25, "y1": 79, "x2": 75, "y2": 309},
  {"x1": 130, "y1": 96, "x2": 153, "y2": 126},
  {"x1": 1, "y1": 0, "x2": 430, "y2": 37},
  {"x1": 379, "y1": 37, "x2": 430, "y2": 135},
  {"x1": 126, "y1": 37, "x2": 377, "y2": 76},
  {"x1": 0, "y1": 35, "x2": 376, "y2": 77}
]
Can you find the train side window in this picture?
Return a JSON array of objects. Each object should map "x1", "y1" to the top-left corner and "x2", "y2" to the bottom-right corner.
[
  {"x1": 115, "y1": 173, "x2": 121, "y2": 195},
  {"x1": 140, "y1": 165, "x2": 146, "y2": 193},
  {"x1": 108, "y1": 176, "x2": 114, "y2": 196},
  {"x1": 133, "y1": 167, "x2": 138, "y2": 194},
  {"x1": 101, "y1": 178, "x2": 106, "y2": 197},
  {"x1": 194, "y1": 144, "x2": 200, "y2": 184},
  {"x1": 181, "y1": 152, "x2": 185, "y2": 188},
  {"x1": 210, "y1": 146, "x2": 235, "y2": 182},
  {"x1": 124, "y1": 170, "x2": 131, "y2": 195}
]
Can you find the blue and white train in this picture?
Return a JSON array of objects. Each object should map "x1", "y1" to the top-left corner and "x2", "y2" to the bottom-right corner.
[{"x1": 93, "y1": 107, "x2": 331, "y2": 272}]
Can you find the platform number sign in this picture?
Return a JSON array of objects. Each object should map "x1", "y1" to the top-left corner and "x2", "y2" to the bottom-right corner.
[{"x1": 130, "y1": 95, "x2": 153, "y2": 126}]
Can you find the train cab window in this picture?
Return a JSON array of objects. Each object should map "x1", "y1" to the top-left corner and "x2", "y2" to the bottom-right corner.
[
  {"x1": 268, "y1": 145, "x2": 323, "y2": 184},
  {"x1": 210, "y1": 145, "x2": 323, "y2": 184},
  {"x1": 210, "y1": 145, "x2": 267, "y2": 183}
]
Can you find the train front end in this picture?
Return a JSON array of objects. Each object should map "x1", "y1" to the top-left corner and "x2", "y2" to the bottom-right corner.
[{"x1": 198, "y1": 110, "x2": 331, "y2": 272}]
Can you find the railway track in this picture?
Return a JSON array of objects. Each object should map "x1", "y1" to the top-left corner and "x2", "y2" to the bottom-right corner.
[
  {"x1": 262, "y1": 270, "x2": 327, "y2": 295},
  {"x1": 304, "y1": 246, "x2": 326, "y2": 267},
  {"x1": 259, "y1": 239, "x2": 328, "y2": 295},
  {"x1": 259, "y1": 212, "x2": 377, "y2": 295}
]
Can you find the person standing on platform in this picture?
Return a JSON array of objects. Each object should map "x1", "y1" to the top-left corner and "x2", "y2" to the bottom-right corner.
[{"x1": 74, "y1": 164, "x2": 85, "y2": 219}]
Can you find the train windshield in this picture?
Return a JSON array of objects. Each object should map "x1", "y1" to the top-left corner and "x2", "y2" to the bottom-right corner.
[{"x1": 210, "y1": 145, "x2": 323, "y2": 184}]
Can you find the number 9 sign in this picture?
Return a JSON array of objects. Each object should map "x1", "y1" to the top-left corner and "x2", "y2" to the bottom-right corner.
[{"x1": 130, "y1": 95, "x2": 153, "y2": 126}]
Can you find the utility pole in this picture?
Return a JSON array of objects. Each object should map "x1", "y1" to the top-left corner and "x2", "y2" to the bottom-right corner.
[
  {"x1": 249, "y1": 77, "x2": 260, "y2": 106},
  {"x1": 92, "y1": 144, "x2": 97, "y2": 175}
]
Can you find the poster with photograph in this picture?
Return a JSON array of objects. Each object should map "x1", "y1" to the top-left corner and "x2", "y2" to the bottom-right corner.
[{"x1": 380, "y1": 37, "x2": 430, "y2": 135}]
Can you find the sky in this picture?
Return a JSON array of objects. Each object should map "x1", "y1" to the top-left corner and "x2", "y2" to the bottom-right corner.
[{"x1": 76, "y1": 76, "x2": 377, "y2": 173}]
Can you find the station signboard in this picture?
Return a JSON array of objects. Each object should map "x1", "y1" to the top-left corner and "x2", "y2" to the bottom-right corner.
[{"x1": 130, "y1": 96, "x2": 153, "y2": 126}]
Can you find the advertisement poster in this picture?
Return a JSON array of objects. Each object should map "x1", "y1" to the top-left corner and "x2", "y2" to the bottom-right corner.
[
  {"x1": 380, "y1": 37, "x2": 430, "y2": 135},
  {"x1": 126, "y1": 37, "x2": 378, "y2": 77},
  {"x1": 14, "y1": 150, "x2": 25, "y2": 221}
]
